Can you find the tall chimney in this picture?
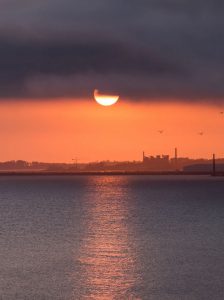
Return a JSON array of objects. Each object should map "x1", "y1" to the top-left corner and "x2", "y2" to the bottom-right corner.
[
  {"x1": 212, "y1": 153, "x2": 216, "y2": 176},
  {"x1": 175, "y1": 148, "x2": 177, "y2": 160},
  {"x1": 175, "y1": 147, "x2": 178, "y2": 170}
]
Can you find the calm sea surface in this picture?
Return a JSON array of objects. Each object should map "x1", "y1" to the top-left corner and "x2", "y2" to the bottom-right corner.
[{"x1": 0, "y1": 175, "x2": 224, "y2": 300}]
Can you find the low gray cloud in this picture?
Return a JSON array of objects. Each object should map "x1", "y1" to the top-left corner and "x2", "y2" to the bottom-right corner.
[{"x1": 0, "y1": 0, "x2": 224, "y2": 102}]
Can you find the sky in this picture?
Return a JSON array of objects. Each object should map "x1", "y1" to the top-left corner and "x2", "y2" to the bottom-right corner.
[{"x1": 0, "y1": 1, "x2": 224, "y2": 162}]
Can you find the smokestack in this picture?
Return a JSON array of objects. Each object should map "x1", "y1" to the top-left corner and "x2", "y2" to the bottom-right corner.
[
  {"x1": 175, "y1": 147, "x2": 178, "y2": 171},
  {"x1": 212, "y1": 153, "x2": 216, "y2": 176},
  {"x1": 143, "y1": 151, "x2": 145, "y2": 162}
]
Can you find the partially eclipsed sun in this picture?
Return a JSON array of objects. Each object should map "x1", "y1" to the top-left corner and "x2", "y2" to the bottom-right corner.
[{"x1": 94, "y1": 89, "x2": 119, "y2": 106}]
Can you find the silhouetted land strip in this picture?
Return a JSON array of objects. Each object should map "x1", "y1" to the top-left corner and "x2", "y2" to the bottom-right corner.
[{"x1": 0, "y1": 171, "x2": 224, "y2": 176}]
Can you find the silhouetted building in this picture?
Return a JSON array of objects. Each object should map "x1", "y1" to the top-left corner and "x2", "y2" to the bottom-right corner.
[
  {"x1": 183, "y1": 164, "x2": 224, "y2": 172},
  {"x1": 143, "y1": 152, "x2": 170, "y2": 171}
]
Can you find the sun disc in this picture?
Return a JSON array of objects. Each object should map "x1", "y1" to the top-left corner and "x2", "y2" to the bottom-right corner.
[{"x1": 94, "y1": 89, "x2": 119, "y2": 106}]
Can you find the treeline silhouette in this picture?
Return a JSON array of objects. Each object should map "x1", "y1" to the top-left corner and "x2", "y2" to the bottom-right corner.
[{"x1": 1, "y1": 158, "x2": 224, "y2": 172}]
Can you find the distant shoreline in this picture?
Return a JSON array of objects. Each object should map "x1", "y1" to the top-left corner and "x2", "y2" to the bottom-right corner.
[{"x1": 0, "y1": 171, "x2": 223, "y2": 176}]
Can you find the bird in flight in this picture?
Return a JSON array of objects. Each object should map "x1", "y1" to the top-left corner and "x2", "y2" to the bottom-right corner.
[
  {"x1": 198, "y1": 131, "x2": 204, "y2": 136},
  {"x1": 220, "y1": 111, "x2": 223, "y2": 115},
  {"x1": 158, "y1": 130, "x2": 164, "y2": 134}
]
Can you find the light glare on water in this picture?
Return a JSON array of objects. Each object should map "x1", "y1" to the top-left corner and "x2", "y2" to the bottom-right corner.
[{"x1": 76, "y1": 176, "x2": 139, "y2": 299}]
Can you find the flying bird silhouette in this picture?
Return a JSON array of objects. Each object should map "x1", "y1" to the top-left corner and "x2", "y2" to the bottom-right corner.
[
  {"x1": 158, "y1": 130, "x2": 164, "y2": 134},
  {"x1": 198, "y1": 131, "x2": 204, "y2": 136}
]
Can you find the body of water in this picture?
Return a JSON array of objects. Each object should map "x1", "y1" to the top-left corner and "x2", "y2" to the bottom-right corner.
[{"x1": 1, "y1": 175, "x2": 224, "y2": 299}]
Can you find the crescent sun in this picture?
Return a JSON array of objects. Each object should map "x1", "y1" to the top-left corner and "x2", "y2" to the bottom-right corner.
[{"x1": 94, "y1": 89, "x2": 119, "y2": 106}]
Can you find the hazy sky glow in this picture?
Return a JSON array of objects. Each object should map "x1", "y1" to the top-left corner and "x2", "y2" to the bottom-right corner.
[{"x1": 0, "y1": 100, "x2": 223, "y2": 162}]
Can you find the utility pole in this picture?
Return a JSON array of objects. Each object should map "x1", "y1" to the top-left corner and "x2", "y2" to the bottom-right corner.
[{"x1": 72, "y1": 157, "x2": 78, "y2": 169}]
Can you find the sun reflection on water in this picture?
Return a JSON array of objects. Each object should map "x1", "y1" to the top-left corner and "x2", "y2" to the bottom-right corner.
[{"x1": 75, "y1": 176, "x2": 139, "y2": 299}]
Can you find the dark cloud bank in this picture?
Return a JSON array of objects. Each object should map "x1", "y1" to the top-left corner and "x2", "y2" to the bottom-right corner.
[{"x1": 0, "y1": 0, "x2": 224, "y2": 103}]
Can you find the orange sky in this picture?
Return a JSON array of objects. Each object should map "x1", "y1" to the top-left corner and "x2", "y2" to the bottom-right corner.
[{"x1": 0, "y1": 99, "x2": 223, "y2": 162}]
